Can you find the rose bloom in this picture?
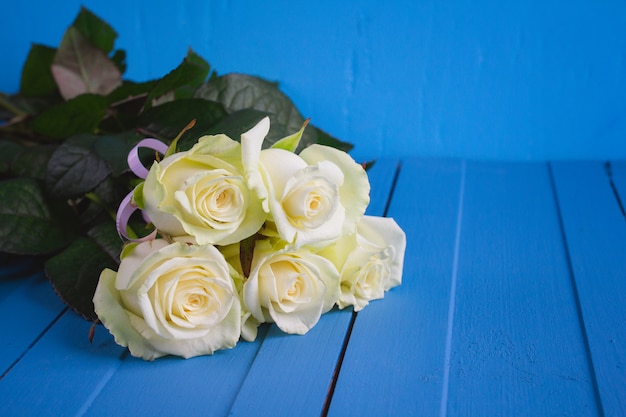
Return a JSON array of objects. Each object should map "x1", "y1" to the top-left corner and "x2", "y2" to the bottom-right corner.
[
  {"x1": 242, "y1": 117, "x2": 370, "y2": 247},
  {"x1": 93, "y1": 239, "x2": 242, "y2": 360},
  {"x1": 243, "y1": 239, "x2": 340, "y2": 335},
  {"x1": 318, "y1": 216, "x2": 406, "y2": 311},
  {"x1": 143, "y1": 134, "x2": 266, "y2": 246}
]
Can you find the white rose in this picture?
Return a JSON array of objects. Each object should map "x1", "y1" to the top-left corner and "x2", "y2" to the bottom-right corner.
[
  {"x1": 243, "y1": 240, "x2": 340, "y2": 334},
  {"x1": 318, "y1": 216, "x2": 406, "y2": 311},
  {"x1": 93, "y1": 239, "x2": 242, "y2": 360},
  {"x1": 143, "y1": 134, "x2": 266, "y2": 245},
  {"x1": 242, "y1": 117, "x2": 370, "y2": 247}
]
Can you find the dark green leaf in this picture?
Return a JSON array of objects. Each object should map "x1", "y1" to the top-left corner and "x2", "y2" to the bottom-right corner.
[
  {"x1": 0, "y1": 178, "x2": 76, "y2": 254},
  {"x1": 77, "y1": 176, "x2": 128, "y2": 226},
  {"x1": 106, "y1": 80, "x2": 156, "y2": 105},
  {"x1": 45, "y1": 236, "x2": 117, "y2": 321},
  {"x1": 20, "y1": 44, "x2": 58, "y2": 97},
  {"x1": 202, "y1": 108, "x2": 272, "y2": 142},
  {"x1": 145, "y1": 49, "x2": 211, "y2": 107},
  {"x1": 11, "y1": 144, "x2": 55, "y2": 180},
  {"x1": 46, "y1": 134, "x2": 111, "y2": 198},
  {"x1": 30, "y1": 94, "x2": 109, "y2": 139},
  {"x1": 72, "y1": 6, "x2": 118, "y2": 54},
  {"x1": 99, "y1": 81, "x2": 156, "y2": 132},
  {"x1": 314, "y1": 126, "x2": 353, "y2": 153},
  {"x1": 51, "y1": 27, "x2": 122, "y2": 100},
  {"x1": 2, "y1": 94, "x2": 62, "y2": 116},
  {"x1": 138, "y1": 98, "x2": 227, "y2": 148},
  {"x1": 195, "y1": 74, "x2": 302, "y2": 131},
  {"x1": 195, "y1": 74, "x2": 339, "y2": 152},
  {"x1": 87, "y1": 221, "x2": 122, "y2": 262},
  {"x1": 93, "y1": 131, "x2": 143, "y2": 176},
  {"x1": 0, "y1": 140, "x2": 24, "y2": 175},
  {"x1": 110, "y1": 49, "x2": 127, "y2": 74}
]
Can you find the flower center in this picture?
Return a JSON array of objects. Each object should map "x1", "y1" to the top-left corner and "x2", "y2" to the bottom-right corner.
[{"x1": 282, "y1": 178, "x2": 337, "y2": 228}]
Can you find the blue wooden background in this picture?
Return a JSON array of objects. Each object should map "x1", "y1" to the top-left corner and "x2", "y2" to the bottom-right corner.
[{"x1": 2, "y1": 0, "x2": 626, "y2": 160}]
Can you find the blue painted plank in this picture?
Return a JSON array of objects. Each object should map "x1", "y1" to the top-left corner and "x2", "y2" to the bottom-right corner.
[
  {"x1": 227, "y1": 158, "x2": 400, "y2": 417},
  {"x1": 610, "y1": 161, "x2": 626, "y2": 213},
  {"x1": 445, "y1": 162, "x2": 598, "y2": 416},
  {"x1": 1, "y1": 311, "x2": 265, "y2": 417},
  {"x1": 0, "y1": 160, "x2": 398, "y2": 417},
  {"x1": 0, "y1": 255, "x2": 43, "y2": 305},
  {"x1": 328, "y1": 158, "x2": 464, "y2": 416},
  {"x1": 551, "y1": 161, "x2": 626, "y2": 417},
  {"x1": 229, "y1": 310, "x2": 353, "y2": 417},
  {"x1": 83, "y1": 326, "x2": 269, "y2": 417},
  {"x1": 0, "y1": 266, "x2": 66, "y2": 377},
  {"x1": 0, "y1": 311, "x2": 126, "y2": 417}
]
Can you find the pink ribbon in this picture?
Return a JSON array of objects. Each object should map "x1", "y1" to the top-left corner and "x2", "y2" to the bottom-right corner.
[
  {"x1": 116, "y1": 138, "x2": 168, "y2": 241},
  {"x1": 127, "y1": 138, "x2": 169, "y2": 179}
]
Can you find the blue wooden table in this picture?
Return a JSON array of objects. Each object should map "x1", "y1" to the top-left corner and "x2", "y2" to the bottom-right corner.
[{"x1": 1, "y1": 159, "x2": 625, "y2": 416}]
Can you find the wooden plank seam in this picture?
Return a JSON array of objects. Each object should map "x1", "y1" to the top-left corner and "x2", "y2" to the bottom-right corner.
[
  {"x1": 439, "y1": 159, "x2": 466, "y2": 417},
  {"x1": 0, "y1": 307, "x2": 67, "y2": 380},
  {"x1": 321, "y1": 160, "x2": 404, "y2": 417},
  {"x1": 547, "y1": 162, "x2": 606, "y2": 417},
  {"x1": 606, "y1": 162, "x2": 626, "y2": 219}
]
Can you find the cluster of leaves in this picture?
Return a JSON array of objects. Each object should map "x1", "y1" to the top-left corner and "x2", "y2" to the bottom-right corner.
[{"x1": 0, "y1": 7, "x2": 351, "y2": 321}]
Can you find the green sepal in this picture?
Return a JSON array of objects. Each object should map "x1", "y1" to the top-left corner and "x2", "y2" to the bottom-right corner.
[
  {"x1": 271, "y1": 118, "x2": 310, "y2": 152},
  {"x1": 132, "y1": 182, "x2": 145, "y2": 210},
  {"x1": 120, "y1": 241, "x2": 139, "y2": 260}
]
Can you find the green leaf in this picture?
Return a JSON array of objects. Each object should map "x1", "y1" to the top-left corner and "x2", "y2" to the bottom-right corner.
[
  {"x1": 201, "y1": 108, "x2": 271, "y2": 142},
  {"x1": 11, "y1": 144, "x2": 55, "y2": 181},
  {"x1": 99, "y1": 81, "x2": 156, "y2": 132},
  {"x1": 45, "y1": 236, "x2": 118, "y2": 321},
  {"x1": 195, "y1": 74, "x2": 345, "y2": 152},
  {"x1": 0, "y1": 178, "x2": 76, "y2": 254},
  {"x1": 195, "y1": 74, "x2": 303, "y2": 136},
  {"x1": 314, "y1": 126, "x2": 353, "y2": 153},
  {"x1": 145, "y1": 49, "x2": 211, "y2": 107},
  {"x1": 87, "y1": 221, "x2": 122, "y2": 262},
  {"x1": 30, "y1": 93, "x2": 109, "y2": 139},
  {"x1": 2, "y1": 94, "x2": 62, "y2": 117},
  {"x1": 20, "y1": 44, "x2": 58, "y2": 97},
  {"x1": 0, "y1": 140, "x2": 24, "y2": 175},
  {"x1": 72, "y1": 6, "x2": 118, "y2": 54},
  {"x1": 137, "y1": 98, "x2": 227, "y2": 148},
  {"x1": 46, "y1": 134, "x2": 111, "y2": 199},
  {"x1": 106, "y1": 80, "x2": 156, "y2": 105},
  {"x1": 78, "y1": 176, "x2": 128, "y2": 227},
  {"x1": 110, "y1": 49, "x2": 127, "y2": 74},
  {"x1": 51, "y1": 27, "x2": 122, "y2": 100},
  {"x1": 93, "y1": 131, "x2": 143, "y2": 176}
]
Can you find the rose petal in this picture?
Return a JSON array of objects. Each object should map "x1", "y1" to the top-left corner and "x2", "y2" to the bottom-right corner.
[
  {"x1": 241, "y1": 116, "x2": 271, "y2": 211},
  {"x1": 300, "y1": 145, "x2": 370, "y2": 236}
]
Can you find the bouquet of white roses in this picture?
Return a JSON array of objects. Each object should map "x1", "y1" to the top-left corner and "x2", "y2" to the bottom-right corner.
[{"x1": 93, "y1": 116, "x2": 406, "y2": 360}]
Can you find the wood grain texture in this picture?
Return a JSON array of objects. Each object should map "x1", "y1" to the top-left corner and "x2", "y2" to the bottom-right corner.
[
  {"x1": 445, "y1": 162, "x2": 598, "y2": 416},
  {"x1": 328, "y1": 158, "x2": 464, "y2": 416},
  {"x1": 227, "y1": 158, "x2": 400, "y2": 417},
  {"x1": 0, "y1": 311, "x2": 126, "y2": 416},
  {"x1": 2, "y1": 159, "x2": 626, "y2": 416},
  {"x1": 0, "y1": 269, "x2": 65, "y2": 377},
  {"x1": 84, "y1": 326, "x2": 269, "y2": 417},
  {"x1": 551, "y1": 161, "x2": 626, "y2": 417}
]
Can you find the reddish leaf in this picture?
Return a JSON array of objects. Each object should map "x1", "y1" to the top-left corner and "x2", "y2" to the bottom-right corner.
[{"x1": 51, "y1": 27, "x2": 122, "y2": 100}]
